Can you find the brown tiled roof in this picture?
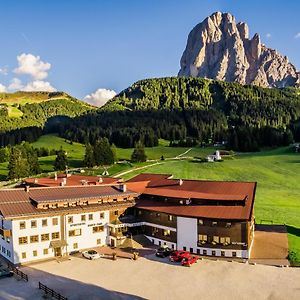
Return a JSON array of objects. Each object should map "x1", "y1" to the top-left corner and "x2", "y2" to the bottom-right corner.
[
  {"x1": 142, "y1": 188, "x2": 246, "y2": 201},
  {"x1": 127, "y1": 173, "x2": 257, "y2": 220},
  {"x1": 0, "y1": 185, "x2": 137, "y2": 218},
  {"x1": 135, "y1": 200, "x2": 252, "y2": 220},
  {"x1": 24, "y1": 174, "x2": 119, "y2": 187}
]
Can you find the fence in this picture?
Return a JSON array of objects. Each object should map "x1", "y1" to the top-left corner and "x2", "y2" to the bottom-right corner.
[
  {"x1": 7, "y1": 264, "x2": 28, "y2": 281},
  {"x1": 38, "y1": 282, "x2": 68, "y2": 300}
]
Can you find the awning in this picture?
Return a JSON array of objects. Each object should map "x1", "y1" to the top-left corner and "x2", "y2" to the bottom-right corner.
[{"x1": 50, "y1": 240, "x2": 68, "y2": 248}]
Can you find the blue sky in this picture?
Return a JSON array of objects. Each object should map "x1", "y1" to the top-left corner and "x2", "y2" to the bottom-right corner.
[{"x1": 0, "y1": 0, "x2": 300, "y2": 103}]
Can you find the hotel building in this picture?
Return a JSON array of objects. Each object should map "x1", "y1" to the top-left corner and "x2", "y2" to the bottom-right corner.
[{"x1": 0, "y1": 173, "x2": 256, "y2": 265}]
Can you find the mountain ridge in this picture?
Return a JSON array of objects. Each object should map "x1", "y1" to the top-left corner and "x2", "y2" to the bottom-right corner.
[{"x1": 178, "y1": 12, "x2": 300, "y2": 88}]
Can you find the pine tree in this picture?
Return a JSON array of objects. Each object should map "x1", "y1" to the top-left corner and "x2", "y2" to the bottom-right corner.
[
  {"x1": 7, "y1": 148, "x2": 30, "y2": 179},
  {"x1": 83, "y1": 143, "x2": 95, "y2": 167},
  {"x1": 54, "y1": 147, "x2": 68, "y2": 171},
  {"x1": 93, "y1": 138, "x2": 115, "y2": 166},
  {"x1": 131, "y1": 141, "x2": 147, "y2": 162}
]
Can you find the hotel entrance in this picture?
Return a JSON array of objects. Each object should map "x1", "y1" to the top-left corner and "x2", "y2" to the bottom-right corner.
[{"x1": 54, "y1": 247, "x2": 62, "y2": 257}]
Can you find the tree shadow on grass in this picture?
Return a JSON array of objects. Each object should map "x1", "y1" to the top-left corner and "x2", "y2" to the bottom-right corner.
[{"x1": 286, "y1": 225, "x2": 300, "y2": 237}]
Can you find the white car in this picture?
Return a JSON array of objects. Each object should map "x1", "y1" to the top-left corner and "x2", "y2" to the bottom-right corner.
[{"x1": 82, "y1": 250, "x2": 102, "y2": 260}]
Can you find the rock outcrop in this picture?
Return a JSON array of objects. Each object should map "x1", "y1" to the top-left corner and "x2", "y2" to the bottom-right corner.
[{"x1": 178, "y1": 12, "x2": 300, "y2": 88}]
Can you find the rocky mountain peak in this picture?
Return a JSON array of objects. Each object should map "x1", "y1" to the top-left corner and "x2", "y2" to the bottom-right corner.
[{"x1": 178, "y1": 12, "x2": 300, "y2": 88}]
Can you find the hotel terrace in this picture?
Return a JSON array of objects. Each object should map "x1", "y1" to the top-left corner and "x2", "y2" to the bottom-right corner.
[{"x1": 0, "y1": 173, "x2": 256, "y2": 264}]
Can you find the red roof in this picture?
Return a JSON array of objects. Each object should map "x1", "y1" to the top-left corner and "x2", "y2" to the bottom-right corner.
[
  {"x1": 24, "y1": 174, "x2": 119, "y2": 187},
  {"x1": 127, "y1": 173, "x2": 257, "y2": 220}
]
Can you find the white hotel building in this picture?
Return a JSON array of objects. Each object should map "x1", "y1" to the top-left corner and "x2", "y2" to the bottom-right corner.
[{"x1": 0, "y1": 183, "x2": 137, "y2": 265}]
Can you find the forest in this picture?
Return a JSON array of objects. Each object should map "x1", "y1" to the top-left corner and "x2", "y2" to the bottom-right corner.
[{"x1": 1, "y1": 77, "x2": 300, "y2": 151}]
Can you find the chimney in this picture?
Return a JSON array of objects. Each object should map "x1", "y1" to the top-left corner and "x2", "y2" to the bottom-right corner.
[
  {"x1": 179, "y1": 179, "x2": 183, "y2": 186},
  {"x1": 25, "y1": 185, "x2": 30, "y2": 193},
  {"x1": 60, "y1": 178, "x2": 67, "y2": 186},
  {"x1": 119, "y1": 184, "x2": 127, "y2": 193},
  {"x1": 54, "y1": 172, "x2": 57, "y2": 181}
]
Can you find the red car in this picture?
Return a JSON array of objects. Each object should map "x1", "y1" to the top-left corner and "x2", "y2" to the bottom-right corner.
[
  {"x1": 181, "y1": 255, "x2": 198, "y2": 267},
  {"x1": 169, "y1": 250, "x2": 190, "y2": 262}
]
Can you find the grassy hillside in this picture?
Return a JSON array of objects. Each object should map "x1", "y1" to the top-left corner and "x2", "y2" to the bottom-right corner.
[{"x1": 0, "y1": 91, "x2": 94, "y2": 132}]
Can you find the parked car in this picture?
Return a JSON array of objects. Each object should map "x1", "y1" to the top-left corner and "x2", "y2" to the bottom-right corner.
[
  {"x1": 169, "y1": 250, "x2": 190, "y2": 262},
  {"x1": 82, "y1": 250, "x2": 102, "y2": 260},
  {"x1": 0, "y1": 268, "x2": 13, "y2": 279},
  {"x1": 156, "y1": 246, "x2": 173, "y2": 258},
  {"x1": 181, "y1": 255, "x2": 198, "y2": 267}
]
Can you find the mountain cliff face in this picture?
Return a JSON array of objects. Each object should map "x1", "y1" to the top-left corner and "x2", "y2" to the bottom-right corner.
[{"x1": 178, "y1": 12, "x2": 300, "y2": 88}]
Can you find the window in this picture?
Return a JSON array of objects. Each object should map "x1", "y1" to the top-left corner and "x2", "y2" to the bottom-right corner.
[
  {"x1": 21, "y1": 252, "x2": 26, "y2": 259},
  {"x1": 68, "y1": 216, "x2": 73, "y2": 224},
  {"x1": 212, "y1": 250, "x2": 216, "y2": 256},
  {"x1": 19, "y1": 237, "x2": 28, "y2": 245},
  {"x1": 33, "y1": 250, "x2": 37, "y2": 257},
  {"x1": 212, "y1": 221, "x2": 217, "y2": 226},
  {"x1": 52, "y1": 232, "x2": 60, "y2": 240},
  {"x1": 232, "y1": 252, "x2": 237, "y2": 257},
  {"x1": 30, "y1": 235, "x2": 39, "y2": 243},
  {"x1": 100, "y1": 212, "x2": 104, "y2": 219},
  {"x1": 81, "y1": 215, "x2": 86, "y2": 222},
  {"x1": 168, "y1": 215, "x2": 173, "y2": 221},
  {"x1": 19, "y1": 221, "x2": 26, "y2": 230},
  {"x1": 97, "y1": 239, "x2": 101, "y2": 245},
  {"x1": 43, "y1": 249, "x2": 48, "y2": 255},
  {"x1": 69, "y1": 229, "x2": 82, "y2": 237},
  {"x1": 93, "y1": 226, "x2": 104, "y2": 233},
  {"x1": 226, "y1": 222, "x2": 232, "y2": 228},
  {"x1": 73, "y1": 243, "x2": 78, "y2": 249},
  {"x1": 31, "y1": 220, "x2": 37, "y2": 228},
  {"x1": 198, "y1": 234, "x2": 208, "y2": 243},
  {"x1": 190, "y1": 248, "x2": 194, "y2": 253},
  {"x1": 156, "y1": 213, "x2": 160, "y2": 218},
  {"x1": 220, "y1": 237, "x2": 231, "y2": 245},
  {"x1": 221, "y1": 251, "x2": 225, "y2": 257},
  {"x1": 42, "y1": 219, "x2": 48, "y2": 227},
  {"x1": 88, "y1": 214, "x2": 93, "y2": 220},
  {"x1": 197, "y1": 249, "x2": 200, "y2": 255},
  {"x1": 198, "y1": 219, "x2": 203, "y2": 225},
  {"x1": 212, "y1": 236, "x2": 219, "y2": 244},
  {"x1": 41, "y1": 233, "x2": 50, "y2": 241},
  {"x1": 183, "y1": 246, "x2": 186, "y2": 251},
  {"x1": 203, "y1": 250, "x2": 207, "y2": 255},
  {"x1": 163, "y1": 229, "x2": 171, "y2": 237},
  {"x1": 52, "y1": 218, "x2": 58, "y2": 226},
  {"x1": 151, "y1": 227, "x2": 159, "y2": 236},
  {"x1": 138, "y1": 210, "x2": 142, "y2": 215},
  {"x1": 114, "y1": 211, "x2": 118, "y2": 216}
]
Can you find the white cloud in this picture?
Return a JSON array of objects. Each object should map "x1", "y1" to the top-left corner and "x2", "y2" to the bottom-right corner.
[
  {"x1": 295, "y1": 32, "x2": 300, "y2": 39},
  {"x1": 84, "y1": 88, "x2": 117, "y2": 107},
  {"x1": 14, "y1": 53, "x2": 51, "y2": 80},
  {"x1": 22, "y1": 80, "x2": 57, "y2": 92},
  {"x1": 8, "y1": 78, "x2": 23, "y2": 91},
  {"x1": 0, "y1": 67, "x2": 8, "y2": 75},
  {"x1": 0, "y1": 83, "x2": 7, "y2": 92},
  {"x1": 266, "y1": 33, "x2": 272, "y2": 39}
]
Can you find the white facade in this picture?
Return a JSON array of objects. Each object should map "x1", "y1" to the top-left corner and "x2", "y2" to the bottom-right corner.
[
  {"x1": 3, "y1": 210, "x2": 110, "y2": 264},
  {"x1": 177, "y1": 217, "x2": 198, "y2": 252}
]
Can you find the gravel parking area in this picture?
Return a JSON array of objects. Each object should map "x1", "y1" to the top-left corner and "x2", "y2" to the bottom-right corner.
[{"x1": 0, "y1": 251, "x2": 300, "y2": 300}]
